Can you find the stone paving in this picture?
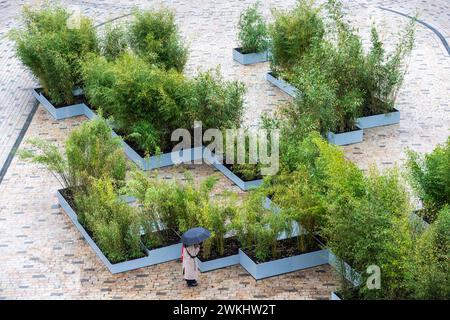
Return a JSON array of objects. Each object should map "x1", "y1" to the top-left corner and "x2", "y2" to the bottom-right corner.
[{"x1": 0, "y1": 0, "x2": 449, "y2": 299}]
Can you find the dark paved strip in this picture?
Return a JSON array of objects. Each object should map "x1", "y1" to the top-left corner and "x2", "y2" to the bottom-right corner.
[
  {"x1": 0, "y1": 100, "x2": 38, "y2": 185},
  {"x1": 94, "y1": 13, "x2": 133, "y2": 28},
  {"x1": 379, "y1": 6, "x2": 450, "y2": 56}
]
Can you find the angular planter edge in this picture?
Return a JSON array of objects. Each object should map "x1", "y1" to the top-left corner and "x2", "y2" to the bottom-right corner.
[
  {"x1": 239, "y1": 248, "x2": 328, "y2": 280},
  {"x1": 265, "y1": 72, "x2": 298, "y2": 98},
  {"x1": 233, "y1": 48, "x2": 269, "y2": 65},
  {"x1": 32, "y1": 88, "x2": 205, "y2": 171},
  {"x1": 142, "y1": 242, "x2": 183, "y2": 266},
  {"x1": 330, "y1": 292, "x2": 342, "y2": 300},
  {"x1": 109, "y1": 125, "x2": 204, "y2": 170},
  {"x1": 57, "y1": 190, "x2": 180, "y2": 274},
  {"x1": 204, "y1": 149, "x2": 263, "y2": 191},
  {"x1": 328, "y1": 251, "x2": 362, "y2": 287},
  {"x1": 196, "y1": 254, "x2": 240, "y2": 272},
  {"x1": 356, "y1": 109, "x2": 400, "y2": 129},
  {"x1": 327, "y1": 127, "x2": 363, "y2": 146},
  {"x1": 262, "y1": 197, "x2": 303, "y2": 239},
  {"x1": 140, "y1": 146, "x2": 205, "y2": 171},
  {"x1": 32, "y1": 88, "x2": 86, "y2": 120}
]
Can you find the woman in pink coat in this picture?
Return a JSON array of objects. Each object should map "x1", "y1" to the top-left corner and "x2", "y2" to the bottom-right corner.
[{"x1": 182, "y1": 244, "x2": 200, "y2": 287}]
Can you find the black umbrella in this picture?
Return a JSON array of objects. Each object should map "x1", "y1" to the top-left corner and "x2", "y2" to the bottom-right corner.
[{"x1": 181, "y1": 227, "x2": 211, "y2": 246}]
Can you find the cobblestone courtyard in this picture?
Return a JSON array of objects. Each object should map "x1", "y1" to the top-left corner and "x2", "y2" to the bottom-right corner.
[{"x1": 0, "y1": 0, "x2": 449, "y2": 299}]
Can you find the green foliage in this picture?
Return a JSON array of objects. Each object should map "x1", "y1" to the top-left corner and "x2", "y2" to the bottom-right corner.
[
  {"x1": 406, "y1": 138, "x2": 450, "y2": 222},
  {"x1": 128, "y1": 8, "x2": 188, "y2": 71},
  {"x1": 75, "y1": 178, "x2": 143, "y2": 263},
  {"x1": 82, "y1": 54, "x2": 245, "y2": 155},
  {"x1": 82, "y1": 52, "x2": 190, "y2": 154},
  {"x1": 284, "y1": 2, "x2": 365, "y2": 134},
  {"x1": 11, "y1": 5, "x2": 98, "y2": 105},
  {"x1": 319, "y1": 161, "x2": 414, "y2": 299},
  {"x1": 190, "y1": 68, "x2": 246, "y2": 130},
  {"x1": 65, "y1": 116, "x2": 126, "y2": 187},
  {"x1": 266, "y1": 132, "x2": 419, "y2": 299},
  {"x1": 218, "y1": 129, "x2": 267, "y2": 181},
  {"x1": 19, "y1": 116, "x2": 126, "y2": 189},
  {"x1": 126, "y1": 171, "x2": 236, "y2": 258},
  {"x1": 100, "y1": 24, "x2": 128, "y2": 61},
  {"x1": 19, "y1": 137, "x2": 73, "y2": 188},
  {"x1": 410, "y1": 206, "x2": 450, "y2": 299},
  {"x1": 269, "y1": 0, "x2": 325, "y2": 76},
  {"x1": 232, "y1": 190, "x2": 292, "y2": 262},
  {"x1": 362, "y1": 20, "x2": 415, "y2": 115},
  {"x1": 303, "y1": 129, "x2": 414, "y2": 299},
  {"x1": 269, "y1": 0, "x2": 415, "y2": 136},
  {"x1": 237, "y1": 2, "x2": 269, "y2": 54}
]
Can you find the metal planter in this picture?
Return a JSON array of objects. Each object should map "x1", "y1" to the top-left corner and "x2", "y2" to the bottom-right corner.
[
  {"x1": 232, "y1": 48, "x2": 269, "y2": 65},
  {"x1": 265, "y1": 72, "x2": 298, "y2": 98},
  {"x1": 328, "y1": 251, "x2": 362, "y2": 287},
  {"x1": 196, "y1": 254, "x2": 240, "y2": 272},
  {"x1": 238, "y1": 248, "x2": 329, "y2": 280},
  {"x1": 57, "y1": 190, "x2": 181, "y2": 274},
  {"x1": 204, "y1": 149, "x2": 263, "y2": 191},
  {"x1": 32, "y1": 88, "x2": 86, "y2": 120},
  {"x1": 330, "y1": 292, "x2": 342, "y2": 300},
  {"x1": 356, "y1": 109, "x2": 400, "y2": 129},
  {"x1": 327, "y1": 127, "x2": 363, "y2": 146}
]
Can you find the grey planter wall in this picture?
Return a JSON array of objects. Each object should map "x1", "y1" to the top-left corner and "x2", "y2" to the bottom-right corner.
[
  {"x1": 328, "y1": 251, "x2": 362, "y2": 287},
  {"x1": 327, "y1": 127, "x2": 363, "y2": 146},
  {"x1": 57, "y1": 190, "x2": 181, "y2": 274},
  {"x1": 140, "y1": 146, "x2": 205, "y2": 171},
  {"x1": 263, "y1": 197, "x2": 280, "y2": 212},
  {"x1": 142, "y1": 243, "x2": 183, "y2": 266},
  {"x1": 356, "y1": 109, "x2": 400, "y2": 129},
  {"x1": 265, "y1": 72, "x2": 298, "y2": 98},
  {"x1": 58, "y1": 188, "x2": 361, "y2": 280},
  {"x1": 196, "y1": 254, "x2": 240, "y2": 272},
  {"x1": 111, "y1": 130, "x2": 204, "y2": 170},
  {"x1": 34, "y1": 93, "x2": 205, "y2": 171},
  {"x1": 239, "y1": 248, "x2": 328, "y2": 280},
  {"x1": 204, "y1": 149, "x2": 263, "y2": 191},
  {"x1": 33, "y1": 89, "x2": 86, "y2": 120},
  {"x1": 263, "y1": 197, "x2": 303, "y2": 239},
  {"x1": 233, "y1": 48, "x2": 269, "y2": 65},
  {"x1": 83, "y1": 105, "x2": 97, "y2": 120},
  {"x1": 330, "y1": 292, "x2": 342, "y2": 300}
]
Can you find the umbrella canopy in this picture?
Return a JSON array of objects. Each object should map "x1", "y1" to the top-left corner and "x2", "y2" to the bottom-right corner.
[{"x1": 181, "y1": 227, "x2": 211, "y2": 246}]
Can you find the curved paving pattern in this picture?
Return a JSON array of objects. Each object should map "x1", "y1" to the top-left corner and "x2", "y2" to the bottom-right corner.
[
  {"x1": 0, "y1": 0, "x2": 449, "y2": 299},
  {"x1": 379, "y1": 6, "x2": 450, "y2": 55}
]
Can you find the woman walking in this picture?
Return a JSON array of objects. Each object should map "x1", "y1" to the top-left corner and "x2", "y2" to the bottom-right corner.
[
  {"x1": 182, "y1": 244, "x2": 200, "y2": 287},
  {"x1": 180, "y1": 227, "x2": 211, "y2": 288}
]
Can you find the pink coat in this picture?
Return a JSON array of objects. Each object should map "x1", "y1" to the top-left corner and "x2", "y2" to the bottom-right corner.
[{"x1": 183, "y1": 245, "x2": 200, "y2": 280}]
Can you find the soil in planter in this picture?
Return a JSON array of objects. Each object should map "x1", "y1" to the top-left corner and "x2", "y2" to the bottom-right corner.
[
  {"x1": 268, "y1": 71, "x2": 296, "y2": 86},
  {"x1": 223, "y1": 163, "x2": 262, "y2": 182},
  {"x1": 143, "y1": 229, "x2": 181, "y2": 250},
  {"x1": 235, "y1": 47, "x2": 264, "y2": 55},
  {"x1": 59, "y1": 187, "x2": 78, "y2": 210},
  {"x1": 115, "y1": 128, "x2": 199, "y2": 158},
  {"x1": 198, "y1": 237, "x2": 240, "y2": 262},
  {"x1": 334, "y1": 286, "x2": 363, "y2": 300},
  {"x1": 36, "y1": 88, "x2": 89, "y2": 109},
  {"x1": 414, "y1": 208, "x2": 435, "y2": 224},
  {"x1": 361, "y1": 98, "x2": 395, "y2": 117},
  {"x1": 331, "y1": 125, "x2": 361, "y2": 135},
  {"x1": 243, "y1": 236, "x2": 322, "y2": 264}
]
